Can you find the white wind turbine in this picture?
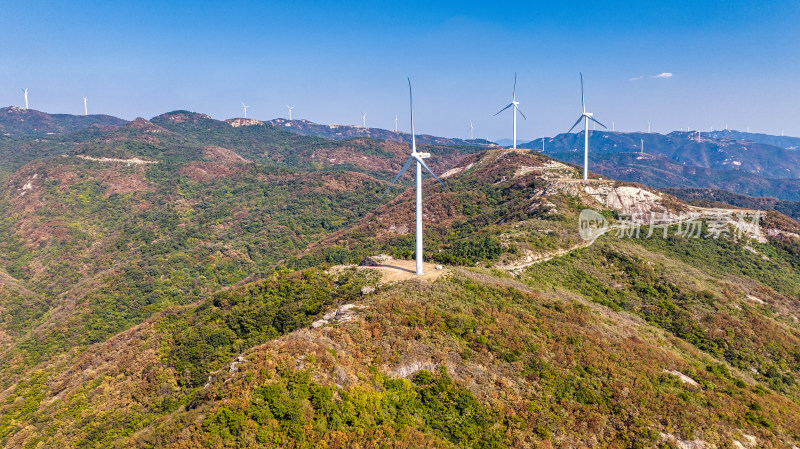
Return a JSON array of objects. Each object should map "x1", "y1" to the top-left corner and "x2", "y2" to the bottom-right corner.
[
  {"x1": 361, "y1": 112, "x2": 367, "y2": 128},
  {"x1": 564, "y1": 73, "x2": 607, "y2": 180},
  {"x1": 241, "y1": 102, "x2": 249, "y2": 118},
  {"x1": 469, "y1": 120, "x2": 474, "y2": 140},
  {"x1": 286, "y1": 105, "x2": 294, "y2": 120},
  {"x1": 83, "y1": 97, "x2": 88, "y2": 116},
  {"x1": 494, "y1": 72, "x2": 526, "y2": 149},
  {"x1": 380, "y1": 78, "x2": 446, "y2": 276},
  {"x1": 395, "y1": 114, "x2": 398, "y2": 132},
  {"x1": 22, "y1": 88, "x2": 29, "y2": 110}
]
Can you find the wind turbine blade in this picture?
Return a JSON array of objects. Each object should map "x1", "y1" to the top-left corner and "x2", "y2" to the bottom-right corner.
[
  {"x1": 588, "y1": 116, "x2": 607, "y2": 129},
  {"x1": 515, "y1": 105, "x2": 527, "y2": 120},
  {"x1": 513, "y1": 72, "x2": 517, "y2": 99},
  {"x1": 566, "y1": 116, "x2": 583, "y2": 134},
  {"x1": 580, "y1": 72, "x2": 585, "y2": 112},
  {"x1": 408, "y1": 77, "x2": 416, "y2": 152},
  {"x1": 413, "y1": 155, "x2": 446, "y2": 188},
  {"x1": 380, "y1": 157, "x2": 415, "y2": 199},
  {"x1": 493, "y1": 103, "x2": 513, "y2": 116}
]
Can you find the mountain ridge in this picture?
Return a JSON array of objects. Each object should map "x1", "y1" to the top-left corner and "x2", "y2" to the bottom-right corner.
[{"x1": 1, "y1": 109, "x2": 800, "y2": 447}]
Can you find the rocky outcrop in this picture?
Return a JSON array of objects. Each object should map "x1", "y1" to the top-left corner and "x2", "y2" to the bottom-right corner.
[{"x1": 225, "y1": 118, "x2": 264, "y2": 128}]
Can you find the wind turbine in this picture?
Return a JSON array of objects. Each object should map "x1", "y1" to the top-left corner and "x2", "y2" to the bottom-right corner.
[
  {"x1": 380, "y1": 78, "x2": 445, "y2": 276},
  {"x1": 361, "y1": 112, "x2": 367, "y2": 128},
  {"x1": 241, "y1": 102, "x2": 249, "y2": 118},
  {"x1": 564, "y1": 73, "x2": 607, "y2": 180},
  {"x1": 22, "y1": 88, "x2": 29, "y2": 110},
  {"x1": 83, "y1": 97, "x2": 88, "y2": 116},
  {"x1": 286, "y1": 105, "x2": 294, "y2": 120},
  {"x1": 469, "y1": 120, "x2": 474, "y2": 139},
  {"x1": 648, "y1": 122, "x2": 651, "y2": 133},
  {"x1": 493, "y1": 72, "x2": 527, "y2": 149},
  {"x1": 395, "y1": 114, "x2": 398, "y2": 132}
]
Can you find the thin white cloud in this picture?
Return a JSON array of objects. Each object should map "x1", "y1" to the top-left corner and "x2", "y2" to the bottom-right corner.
[
  {"x1": 653, "y1": 72, "x2": 673, "y2": 79},
  {"x1": 629, "y1": 76, "x2": 644, "y2": 81}
]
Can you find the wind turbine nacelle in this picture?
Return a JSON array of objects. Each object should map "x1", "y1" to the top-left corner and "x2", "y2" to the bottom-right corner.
[
  {"x1": 585, "y1": 112, "x2": 594, "y2": 117},
  {"x1": 414, "y1": 152, "x2": 431, "y2": 159}
]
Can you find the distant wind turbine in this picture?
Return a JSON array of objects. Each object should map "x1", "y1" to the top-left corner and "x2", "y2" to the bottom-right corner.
[
  {"x1": 286, "y1": 105, "x2": 294, "y2": 120},
  {"x1": 379, "y1": 78, "x2": 445, "y2": 276},
  {"x1": 564, "y1": 73, "x2": 607, "y2": 180},
  {"x1": 648, "y1": 122, "x2": 651, "y2": 133},
  {"x1": 22, "y1": 88, "x2": 28, "y2": 110},
  {"x1": 395, "y1": 114, "x2": 398, "y2": 132},
  {"x1": 83, "y1": 97, "x2": 88, "y2": 116},
  {"x1": 641, "y1": 139, "x2": 644, "y2": 153},
  {"x1": 494, "y1": 72, "x2": 527, "y2": 149},
  {"x1": 469, "y1": 120, "x2": 474, "y2": 140},
  {"x1": 361, "y1": 112, "x2": 367, "y2": 128},
  {"x1": 241, "y1": 102, "x2": 249, "y2": 118},
  {"x1": 612, "y1": 121, "x2": 615, "y2": 132}
]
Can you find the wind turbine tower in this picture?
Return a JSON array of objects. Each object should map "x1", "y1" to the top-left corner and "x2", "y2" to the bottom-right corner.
[
  {"x1": 641, "y1": 139, "x2": 644, "y2": 153},
  {"x1": 564, "y1": 73, "x2": 607, "y2": 180},
  {"x1": 380, "y1": 79, "x2": 445, "y2": 275},
  {"x1": 469, "y1": 120, "x2": 474, "y2": 140},
  {"x1": 494, "y1": 73, "x2": 527, "y2": 149},
  {"x1": 22, "y1": 89, "x2": 29, "y2": 110},
  {"x1": 648, "y1": 122, "x2": 651, "y2": 133},
  {"x1": 361, "y1": 112, "x2": 367, "y2": 128},
  {"x1": 286, "y1": 105, "x2": 294, "y2": 120},
  {"x1": 395, "y1": 114, "x2": 398, "y2": 132},
  {"x1": 83, "y1": 97, "x2": 88, "y2": 116},
  {"x1": 241, "y1": 102, "x2": 249, "y2": 118}
]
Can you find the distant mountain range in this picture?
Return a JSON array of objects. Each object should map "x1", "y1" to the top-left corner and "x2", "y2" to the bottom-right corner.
[
  {"x1": 3, "y1": 106, "x2": 799, "y2": 201},
  {"x1": 707, "y1": 129, "x2": 800, "y2": 150},
  {"x1": 267, "y1": 118, "x2": 499, "y2": 148},
  {"x1": 0, "y1": 106, "x2": 127, "y2": 136},
  {"x1": 526, "y1": 130, "x2": 800, "y2": 179},
  {"x1": 520, "y1": 130, "x2": 800, "y2": 200}
]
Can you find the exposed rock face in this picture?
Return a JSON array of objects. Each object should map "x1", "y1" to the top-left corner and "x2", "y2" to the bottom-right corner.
[
  {"x1": 76, "y1": 155, "x2": 157, "y2": 165},
  {"x1": 311, "y1": 304, "x2": 365, "y2": 328},
  {"x1": 548, "y1": 179, "x2": 675, "y2": 217},
  {"x1": 124, "y1": 118, "x2": 168, "y2": 133},
  {"x1": 225, "y1": 118, "x2": 264, "y2": 128}
]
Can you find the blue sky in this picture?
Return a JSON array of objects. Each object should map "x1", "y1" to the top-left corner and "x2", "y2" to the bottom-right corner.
[{"x1": 1, "y1": 0, "x2": 798, "y2": 141}]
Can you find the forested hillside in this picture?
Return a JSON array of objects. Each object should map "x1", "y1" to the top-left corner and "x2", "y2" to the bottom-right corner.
[{"x1": 0, "y1": 113, "x2": 799, "y2": 448}]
